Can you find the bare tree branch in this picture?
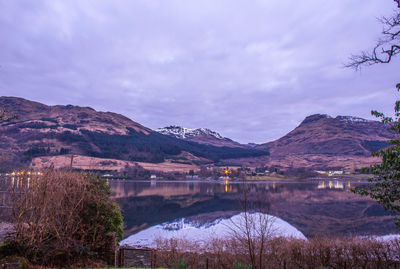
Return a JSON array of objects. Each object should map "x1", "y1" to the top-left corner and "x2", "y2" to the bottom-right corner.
[{"x1": 346, "y1": 7, "x2": 400, "y2": 70}]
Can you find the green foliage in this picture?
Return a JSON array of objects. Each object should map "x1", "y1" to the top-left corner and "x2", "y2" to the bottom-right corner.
[
  {"x1": 173, "y1": 260, "x2": 187, "y2": 269},
  {"x1": 81, "y1": 176, "x2": 124, "y2": 242},
  {"x1": 352, "y1": 83, "x2": 400, "y2": 226},
  {"x1": 233, "y1": 262, "x2": 252, "y2": 269}
]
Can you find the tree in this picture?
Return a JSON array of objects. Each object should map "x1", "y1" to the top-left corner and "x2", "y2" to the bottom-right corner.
[
  {"x1": 346, "y1": 1, "x2": 400, "y2": 70},
  {"x1": 228, "y1": 185, "x2": 274, "y2": 269},
  {"x1": 10, "y1": 170, "x2": 123, "y2": 266},
  {"x1": 348, "y1": 1, "x2": 400, "y2": 226},
  {"x1": 352, "y1": 84, "x2": 400, "y2": 225}
]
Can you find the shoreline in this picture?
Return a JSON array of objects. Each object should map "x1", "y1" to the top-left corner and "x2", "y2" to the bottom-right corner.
[{"x1": 106, "y1": 177, "x2": 373, "y2": 184}]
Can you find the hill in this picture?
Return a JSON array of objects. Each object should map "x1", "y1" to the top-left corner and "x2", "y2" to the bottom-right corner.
[
  {"x1": 257, "y1": 114, "x2": 395, "y2": 156},
  {"x1": 0, "y1": 97, "x2": 269, "y2": 169},
  {"x1": 227, "y1": 114, "x2": 397, "y2": 171}
]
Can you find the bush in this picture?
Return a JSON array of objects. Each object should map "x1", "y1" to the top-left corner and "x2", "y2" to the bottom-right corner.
[
  {"x1": 9, "y1": 170, "x2": 123, "y2": 266},
  {"x1": 0, "y1": 242, "x2": 19, "y2": 259},
  {"x1": 153, "y1": 237, "x2": 400, "y2": 269}
]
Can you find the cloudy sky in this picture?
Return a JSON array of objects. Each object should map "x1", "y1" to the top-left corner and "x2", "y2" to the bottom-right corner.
[{"x1": 1, "y1": 0, "x2": 399, "y2": 143}]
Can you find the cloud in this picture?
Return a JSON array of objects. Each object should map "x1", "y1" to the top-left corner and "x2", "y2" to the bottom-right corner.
[{"x1": 0, "y1": 0, "x2": 399, "y2": 143}]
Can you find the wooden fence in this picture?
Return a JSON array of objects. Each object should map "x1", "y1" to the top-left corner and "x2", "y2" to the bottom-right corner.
[{"x1": 117, "y1": 246, "x2": 154, "y2": 268}]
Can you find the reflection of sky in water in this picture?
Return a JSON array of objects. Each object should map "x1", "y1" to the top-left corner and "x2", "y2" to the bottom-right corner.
[
  {"x1": 109, "y1": 179, "x2": 361, "y2": 199},
  {"x1": 109, "y1": 180, "x2": 399, "y2": 238},
  {"x1": 1, "y1": 177, "x2": 397, "y2": 237}
]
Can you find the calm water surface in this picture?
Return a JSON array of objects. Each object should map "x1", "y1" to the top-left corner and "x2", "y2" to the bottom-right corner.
[
  {"x1": 110, "y1": 179, "x2": 399, "y2": 238},
  {"x1": 1, "y1": 177, "x2": 397, "y2": 238}
]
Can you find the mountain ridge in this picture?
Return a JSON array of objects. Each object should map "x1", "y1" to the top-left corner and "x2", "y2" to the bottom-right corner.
[
  {"x1": 0, "y1": 96, "x2": 397, "y2": 172},
  {"x1": 0, "y1": 96, "x2": 269, "y2": 169},
  {"x1": 156, "y1": 125, "x2": 247, "y2": 148},
  {"x1": 257, "y1": 113, "x2": 395, "y2": 157}
]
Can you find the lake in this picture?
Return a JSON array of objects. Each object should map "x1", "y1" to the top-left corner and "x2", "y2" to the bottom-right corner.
[
  {"x1": 110, "y1": 179, "x2": 399, "y2": 240},
  {"x1": 1, "y1": 177, "x2": 398, "y2": 240}
]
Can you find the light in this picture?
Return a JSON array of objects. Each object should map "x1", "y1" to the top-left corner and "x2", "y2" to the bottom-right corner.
[
  {"x1": 335, "y1": 181, "x2": 343, "y2": 189},
  {"x1": 317, "y1": 181, "x2": 325, "y2": 189}
]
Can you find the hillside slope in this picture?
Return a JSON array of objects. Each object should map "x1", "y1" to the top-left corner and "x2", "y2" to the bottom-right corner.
[
  {"x1": 0, "y1": 97, "x2": 269, "y2": 168},
  {"x1": 226, "y1": 114, "x2": 397, "y2": 171},
  {"x1": 257, "y1": 114, "x2": 395, "y2": 156}
]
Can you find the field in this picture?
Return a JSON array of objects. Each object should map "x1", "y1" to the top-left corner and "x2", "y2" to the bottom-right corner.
[{"x1": 30, "y1": 155, "x2": 200, "y2": 173}]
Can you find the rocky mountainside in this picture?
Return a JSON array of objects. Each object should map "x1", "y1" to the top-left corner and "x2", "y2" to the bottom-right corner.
[
  {"x1": 156, "y1": 126, "x2": 246, "y2": 148},
  {"x1": 225, "y1": 114, "x2": 397, "y2": 172},
  {"x1": 0, "y1": 97, "x2": 269, "y2": 168},
  {"x1": 0, "y1": 96, "x2": 152, "y2": 135},
  {"x1": 1, "y1": 96, "x2": 395, "y2": 171},
  {"x1": 257, "y1": 114, "x2": 395, "y2": 156}
]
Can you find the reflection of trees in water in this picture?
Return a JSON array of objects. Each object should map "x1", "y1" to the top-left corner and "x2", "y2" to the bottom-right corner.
[
  {"x1": 112, "y1": 181, "x2": 400, "y2": 239},
  {"x1": 111, "y1": 180, "x2": 333, "y2": 199}
]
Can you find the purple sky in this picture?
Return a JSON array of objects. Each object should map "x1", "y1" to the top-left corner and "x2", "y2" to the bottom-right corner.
[{"x1": 1, "y1": 0, "x2": 400, "y2": 143}]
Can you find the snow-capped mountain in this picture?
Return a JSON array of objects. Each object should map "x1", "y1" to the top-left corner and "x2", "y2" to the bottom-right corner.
[
  {"x1": 0, "y1": 97, "x2": 269, "y2": 167},
  {"x1": 157, "y1": 126, "x2": 224, "y2": 139},
  {"x1": 336, "y1": 115, "x2": 372, "y2": 123},
  {"x1": 156, "y1": 125, "x2": 248, "y2": 148}
]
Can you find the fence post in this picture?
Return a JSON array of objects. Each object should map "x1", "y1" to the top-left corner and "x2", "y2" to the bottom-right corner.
[
  {"x1": 114, "y1": 247, "x2": 118, "y2": 268},
  {"x1": 112, "y1": 232, "x2": 117, "y2": 267},
  {"x1": 152, "y1": 250, "x2": 156, "y2": 269}
]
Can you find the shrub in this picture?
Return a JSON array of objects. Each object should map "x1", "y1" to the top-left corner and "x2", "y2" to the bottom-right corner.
[
  {"x1": 9, "y1": 170, "x2": 123, "y2": 266},
  {"x1": 153, "y1": 237, "x2": 400, "y2": 269}
]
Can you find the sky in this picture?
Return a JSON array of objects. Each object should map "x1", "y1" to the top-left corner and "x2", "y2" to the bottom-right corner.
[{"x1": 1, "y1": 0, "x2": 399, "y2": 144}]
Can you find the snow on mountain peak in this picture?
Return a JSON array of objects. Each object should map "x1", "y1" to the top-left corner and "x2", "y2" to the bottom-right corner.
[
  {"x1": 336, "y1": 116, "x2": 371, "y2": 123},
  {"x1": 156, "y1": 125, "x2": 224, "y2": 139}
]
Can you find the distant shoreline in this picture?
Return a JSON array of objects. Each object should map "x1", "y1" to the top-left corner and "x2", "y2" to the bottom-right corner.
[{"x1": 107, "y1": 177, "x2": 373, "y2": 184}]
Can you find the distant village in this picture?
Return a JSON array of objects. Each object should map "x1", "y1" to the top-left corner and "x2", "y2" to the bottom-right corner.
[{"x1": 95, "y1": 164, "x2": 358, "y2": 181}]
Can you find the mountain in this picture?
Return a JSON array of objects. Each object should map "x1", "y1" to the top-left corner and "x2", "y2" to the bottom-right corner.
[
  {"x1": 227, "y1": 113, "x2": 398, "y2": 171},
  {"x1": 156, "y1": 126, "x2": 246, "y2": 148},
  {"x1": 1, "y1": 97, "x2": 393, "y2": 172},
  {"x1": 0, "y1": 97, "x2": 269, "y2": 168},
  {"x1": 257, "y1": 114, "x2": 395, "y2": 156}
]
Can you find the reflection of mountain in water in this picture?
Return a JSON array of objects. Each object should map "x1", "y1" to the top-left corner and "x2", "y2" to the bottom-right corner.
[
  {"x1": 121, "y1": 212, "x2": 306, "y2": 248},
  {"x1": 112, "y1": 181, "x2": 399, "y2": 239}
]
